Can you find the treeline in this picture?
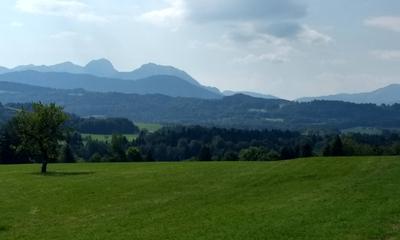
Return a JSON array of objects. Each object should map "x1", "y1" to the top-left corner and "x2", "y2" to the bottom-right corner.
[
  {"x1": 4, "y1": 103, "x2": 140, "y2": 135},
  {"x1": 67, "y1": 115, "x2": 139, "y2": 134},
  {"x1": 2, "y1": 123, "x2": 400, "y2": 164}
]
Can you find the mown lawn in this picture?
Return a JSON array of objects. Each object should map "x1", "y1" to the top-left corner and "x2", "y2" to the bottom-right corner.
[{"x1": 1, "y1": 157, "x2": 400, "y2": 240}]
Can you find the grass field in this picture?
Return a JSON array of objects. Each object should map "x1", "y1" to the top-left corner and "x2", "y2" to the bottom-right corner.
[
  {"x1": 81, "y1": 134, "x2": 137, "y2": 142},
  {"x1": 81, "y1": 123, "x2": 162, "y2": 142},
  {"x1": 136, "y1": 122, "x2": 162, "y2": 133},
  {"x1": 1, "y1": 157, "x2": 400, "y2": 239}
]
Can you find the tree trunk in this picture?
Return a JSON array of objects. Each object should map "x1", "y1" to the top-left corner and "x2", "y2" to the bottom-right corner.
[{"x1": 41, "y1": 160, "x2": 48, "y2": 174}]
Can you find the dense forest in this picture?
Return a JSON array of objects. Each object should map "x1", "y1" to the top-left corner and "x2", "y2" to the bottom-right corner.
[{"x1": 67, "y1": 115, "x2": 139, "y2": 134}]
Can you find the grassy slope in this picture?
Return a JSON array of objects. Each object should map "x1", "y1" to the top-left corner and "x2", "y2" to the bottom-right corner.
[{"x1": 1, "y1": 157, "x2": 400, "y2": 240}]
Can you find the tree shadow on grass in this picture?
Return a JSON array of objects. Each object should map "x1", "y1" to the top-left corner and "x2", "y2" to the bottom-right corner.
[
  {"x1": 0, "y1": 225, "x2": 10, "y2": 232},
  {"x1": 30, "y1": 171, "x2": 95, "y2": 177}
]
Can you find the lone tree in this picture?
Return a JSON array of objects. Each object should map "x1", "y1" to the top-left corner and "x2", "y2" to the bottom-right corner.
[{"x1": 13, "y1": 103, "x2": 68, "y2": 174}]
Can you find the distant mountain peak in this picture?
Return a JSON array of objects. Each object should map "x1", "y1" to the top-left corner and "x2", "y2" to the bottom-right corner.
[
  {"x1": 85, "y1": 58, "x2": 115, "y2": 69},
  {"x1": 141, "y1": 62, "x2": 159, "y2": 67},
  {"x1": 55, "y1": 61, "x2": 75, "y2": 66},
  {"x1": 132, "y1": 62, "x2": 201, "y2": 86},
  {"x1": 84, "y1": 58, "x2": 116, "y2": 76},
  {"x1": 137, "y1": 62, "x2": 180, "y2": 72}
]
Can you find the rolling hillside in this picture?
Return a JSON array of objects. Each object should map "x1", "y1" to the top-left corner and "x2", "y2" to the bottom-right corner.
[
  {"x1": 1, "y1": 157, "x2": 400, "y2": 240},
  {"x1": 1, "y1": 81, "x2": 400, "y2": 130}
]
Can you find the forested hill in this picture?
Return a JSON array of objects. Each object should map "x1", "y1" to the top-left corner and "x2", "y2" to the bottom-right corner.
[{"x1": 1, "y1": 81, "x2": 400, "y2": 130}]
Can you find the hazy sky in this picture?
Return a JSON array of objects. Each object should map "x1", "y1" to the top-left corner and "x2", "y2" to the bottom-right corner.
[{"x1": 1, "y1": 0, "x2": 400, "y2": 99}]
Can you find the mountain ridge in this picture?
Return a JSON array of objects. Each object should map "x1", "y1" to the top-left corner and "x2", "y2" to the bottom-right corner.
[
  {"x1": 297, "y1": 84, "x2": 400, "y2": 104},
  {"x1": 223, "y1": 90, "x2": 278, "y2": 99},
  {"x1": 1, "y1": 59, "x2": 202, "y2": 85},
  {"x1": 0, "y1": 71, "x2": 221, "y2": 99}
]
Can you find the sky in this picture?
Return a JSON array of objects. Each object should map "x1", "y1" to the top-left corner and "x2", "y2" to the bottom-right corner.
[{"x1": 1, "y1": 0, "x2": 400, "y2": 99}]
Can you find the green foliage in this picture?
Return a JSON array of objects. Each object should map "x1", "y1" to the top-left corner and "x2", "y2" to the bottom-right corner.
[
  {"x1": 198, "y1": 146, "x2": 211, "y2": 161},
  {"x1": 222, "y1": 151, "x2": 239, "y2": 161},
  {"x1": 126, "y1": 147, "x2": 143, "y2": 162},
  {"x1": 238, "y1": 147, "x2": 282, "y2": 161},
  {"x1": 111, "y1": 134, "x2": 128, "y2": 162},
  {"x1": 59, "y1": 144, "x2": 75, "y2": 163},
  {"x1": 89, "y1": 153, "x2": 103, "y2": 163},
  {"x1": 11, "y1": 103, "x2": 68, "y2": 173},
  {"x1": 323, "y1": 136, "x2": 344, "y2": 157},
  {"x1": 68, "y1": 116, "x2": 139, "y2": 134},
  {"x1": 239, "y1": 147, "x2": 268, "y2": 161}
]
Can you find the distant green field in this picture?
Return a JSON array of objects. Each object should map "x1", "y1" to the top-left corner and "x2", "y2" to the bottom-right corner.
[
  {"x1": 81, "y1": 133, "x2": 137, "y2": 142},
  {"x1": 136, "y1": 122, "x2": 162, "y2": 132},
  {"x1": 1, "y1": 157, "x2": 400, "y2": 240},
  {"x1": 80, "y1": 123, "x2": 161, "y2": 142}
]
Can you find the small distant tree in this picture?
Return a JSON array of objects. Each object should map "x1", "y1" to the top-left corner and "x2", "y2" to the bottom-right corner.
[
  {"x1": 111, "y1": 134, "x2": 128, "y2": 161},
  {"x1": 323, "y1": 144, "x2": 331, "y2": 156},
  {"x1": 60, "y1": 144, "x2": 75, "y2": 163},
  {"x1": 239, "y1": 147, "x2": 269, "y2": 161},
  {"x1": 266, "y1": 150, "x2": 281, "y2": 161},
  {"x1": 330, "y1": 135, "x2": 344, "y2": 156},
  {"x1": 222, "y1": 151, "x2": 238, "y2": 161},
  {"x1": 126, "y1": 147, "x2": 142, "y2": 162},
  {"x1": 280, "y1": 146, "x2": 297, "y2": 160},
  {"x1": 198, "y1": 146, "x2": 212, "y2": 161},
  {"x1": 323, "y1": 135, "x2": 344, "y2": 157},
  {"x1": 89, "y1": 153, "x2": 103, "y2": 163},
  {"x1": 300, "y1": 143, "x2": 313, "y2": 158},
  {"x1": 145, "y1": 149, "x2": 155, "y2": 162},
  {"x1": 12, "y1": 103, "x2": 68, "y2": 174}
]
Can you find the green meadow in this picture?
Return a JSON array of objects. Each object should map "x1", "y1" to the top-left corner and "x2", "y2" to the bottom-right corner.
[
  {"x1": 1, "y1": 157, "x2": 400, "y2": 240},
  {"x1": 81, "y1": 123, "x2": 162, "y2": 142},
  {"x1": 135, "y1": 122, "x2": 162, "y2": 133},
  {"x1": 81, "y1": 133, "x2": 137, "y2": 142}
]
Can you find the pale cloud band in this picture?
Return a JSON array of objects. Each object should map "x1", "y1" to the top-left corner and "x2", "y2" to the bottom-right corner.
[
  {"x1": 365, "y1": 16, "x2": 400, "y2": 32},
  {"x1": 139, "y1": 0, "x2": 329, "y2": 44},
  {"x1": 371, "y1": 50, "x2": 400, "y2": 60},
  {"x1": 16, "y1": 0, "x2": 108, "y2": 23}
]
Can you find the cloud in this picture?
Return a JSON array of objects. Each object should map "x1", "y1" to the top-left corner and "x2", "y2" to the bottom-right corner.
[
  {"x1": 50, "y1": 31, "x2": 78, "y2": 39},
  {"x1": 371, "y1": 50, "x2": 400, "y2": 60},
  {"x1": 10, "y1": 21, "x2": 24, "y2": 28},
  {"x1": 141, "y1": 0, "x2": 330, "y2": 43},
  {"x1": 225, "y1": 23, "x2": 330, "y2": 45},
  {"x1": 261, "y1": 22, "x2": 302, "y2": 39},
  {"x1": 139, "y1": 0, "x2": 330, "y2": 64},
  {"x1": 233, "y1": 46, "x2": 292, "y2": 64},
  {"x1": 16, "y1": 0, "x2": 107, "y2": 23},
  {"x1": 185, "y1": 0, "x2": 306, "y2": 23},
  {"x1": 297, "y1": 25, "x2": 332, "y2": 44},
  {"x1": 365, "y1": 16, "x2": 400, "y2": 32},
  {"x1": 139, "y1": 0, "x2": 185, "y2": 27}
]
